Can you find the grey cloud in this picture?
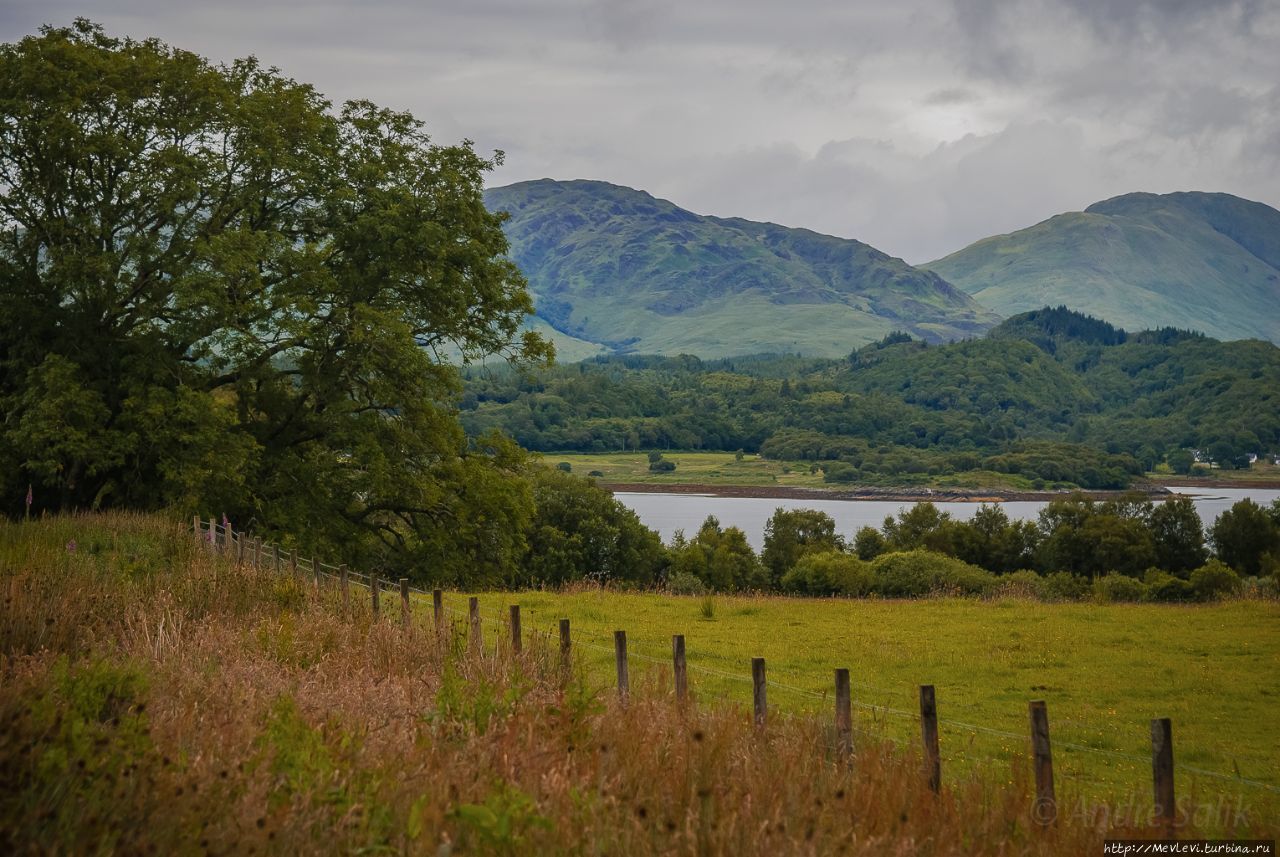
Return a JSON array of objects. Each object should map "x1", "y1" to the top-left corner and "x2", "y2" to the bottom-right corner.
[
  {"x1": 2, "y1": 0, "x2": 1278, "y2": 263},
  {"x1": 923, "y1": 87, "x2": 980, "y2": 106},
  {"x1": 1055, "y1": 0, "x2": 1265, "y2": 42}
]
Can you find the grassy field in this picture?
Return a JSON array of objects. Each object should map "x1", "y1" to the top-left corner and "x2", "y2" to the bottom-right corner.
[
  {"x1": 546, "y1": 451, "x2": 1061, "y2": 492},
  {"x1": 1155, "y1": 461, "x2": 1280, "y2": 487},
  {"x1": 547, "y1": 450, "x2": 827, "y2": 488},
  {"x1": 453, "y1": 589, "x2": 1280, "y2": 813},
  {"x1": 3, "y1": 513, "x2": 1276, "y2": 852},
  {"x1": 547, "y1": 451, "x2": 1280, "y2": 492}
]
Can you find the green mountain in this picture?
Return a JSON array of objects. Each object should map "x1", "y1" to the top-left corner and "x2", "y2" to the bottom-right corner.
[
  {"x1": 926, "y1": 191, "x2": 1280, "y2": 343},
  {"x1": 485, "y1": 179, "x2": 998, "y2": 358}
]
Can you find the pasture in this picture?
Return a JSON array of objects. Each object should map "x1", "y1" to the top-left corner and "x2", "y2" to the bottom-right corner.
[
  {"x1": 2, "y1": 513, "x2": 1276, "y2": 852},
  {"x1": 456, "y1": 588, "x2": 1280, "y2": 812}
]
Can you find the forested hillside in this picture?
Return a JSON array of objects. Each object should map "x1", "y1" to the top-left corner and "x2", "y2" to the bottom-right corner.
[{"x1": 462, "y1": 308, "x2": 1280, "y2": 489}]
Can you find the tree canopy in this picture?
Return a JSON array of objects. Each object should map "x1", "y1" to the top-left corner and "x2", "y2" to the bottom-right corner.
[{"x1": 0, "y1": 21, "x2": 551, "y2": 577}]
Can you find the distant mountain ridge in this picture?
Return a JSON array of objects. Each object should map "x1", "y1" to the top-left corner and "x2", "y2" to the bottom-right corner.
[
  {"x1": 485, "y1": 179, "x2": 998, "y2": 359},
  {"x1": 926, "y1": 191, "x2": 1280, "y2": 344}
]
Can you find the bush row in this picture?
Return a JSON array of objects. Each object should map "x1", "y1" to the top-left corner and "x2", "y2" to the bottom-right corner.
[{"x1": 762, "y1": 550, "x2": 1264, "y2": 603}]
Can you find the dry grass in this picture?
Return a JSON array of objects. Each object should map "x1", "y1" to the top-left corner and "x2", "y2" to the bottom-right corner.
[{"x1": 0, "y1": 512, "x2": 1271, "y2": 854}]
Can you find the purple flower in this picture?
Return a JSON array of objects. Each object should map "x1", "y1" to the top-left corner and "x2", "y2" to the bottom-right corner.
[
  {"x1": 25, "y1": 484, "x2": 32, "y2": 508},
  {"x1": 66, "y1": 539, "x2": 77, "y2": 553}
]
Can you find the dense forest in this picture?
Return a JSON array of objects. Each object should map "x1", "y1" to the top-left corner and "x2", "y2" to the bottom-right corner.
[{"x1": 461, "y1": 308, "x2": 1280, "y2": 489}]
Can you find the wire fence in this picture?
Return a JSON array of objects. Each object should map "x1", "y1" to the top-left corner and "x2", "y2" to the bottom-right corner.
[{"x1": 193, "y1": 517, "x2": 1280, "y2": 811}]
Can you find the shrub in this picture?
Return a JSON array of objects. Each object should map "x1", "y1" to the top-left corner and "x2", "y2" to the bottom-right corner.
[
  {"x1": 1240, "y1": 575, "x2": 1280, "y2": 600},
  {"x1": 1040, "y1": 572, "x2": 1089, "y2": 602},
  {"x1": 1143, "y1": 569, "x2": 1194, "y2": 603},
  {"x1": 822, "y1": 462, "x2": 860, "y2": 484},
  {"x1": 556, "y1": 462, "x2": 573, "y2": 473},
  {"x1": 781, "y1": 551, "x2": 874, "y2": 597},
  {"x1": 588, "y1": 470, "x2": 604, "y2": 477},
  {"x1": 1189, "y1": 560, "x2": 1242, "y2": 601},
  {"x1": 649, "y1": 459, "x2": 676, "y2": 472},
  {"x1": 1093, "y1": 573, "x2": 1148, "y2": 603},
  {"x1": 869, "y1": 550, "x2": 996, "y2": 598},
  {"x1": 994, "y1": 569, "x2": 1044, "y2": 599},
  {"x1": 667, "y1": 570, "x2": 708, "y2": 596}
]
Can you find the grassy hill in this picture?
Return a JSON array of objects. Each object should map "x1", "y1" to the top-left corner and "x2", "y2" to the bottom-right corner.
[
  {"x1": 927, "y1": 191, "x2": 1280, "y2": 343},
  {"x1": 485, "y1": 179, "x2": 998, "y2": 358}
]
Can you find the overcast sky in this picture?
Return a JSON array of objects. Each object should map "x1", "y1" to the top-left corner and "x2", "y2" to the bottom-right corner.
[{"x1": 3, "y1": 0, "x2": 1278, "y2": 263}]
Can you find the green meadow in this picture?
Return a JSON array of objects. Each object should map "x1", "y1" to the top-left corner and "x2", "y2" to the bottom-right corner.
[
  {"x1": 547, "y1": 450, "x2": 826, "y2": 487},
  {"x1": 453, "y1": 588, "x2": 1280, "y2": 815},
  {"x1": 546, "y1": 451, "x2": 1061, "y2": 492}
]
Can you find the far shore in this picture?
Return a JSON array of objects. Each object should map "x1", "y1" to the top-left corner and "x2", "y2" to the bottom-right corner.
[{"x1": 600, "y1": 477, "x2": 1280, "y2": 503}]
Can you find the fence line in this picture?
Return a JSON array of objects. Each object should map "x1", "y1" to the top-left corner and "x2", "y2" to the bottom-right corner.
[{"x1": 192, "y1": 518, "x2": 1280, "y2": 802}]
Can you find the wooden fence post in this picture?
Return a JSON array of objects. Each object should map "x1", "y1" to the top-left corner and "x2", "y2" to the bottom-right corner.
[
  {"x1": 289, "y1": 548, "x2": 297, "y2": 578},
  {"x1": 559, "y1": 619, "x2": 572, "y2": 677},
  {"x1": 509, "y1": 605, "x2": 522, "y2": 653},
  {"x1": 672, "y1": 635, "x2": 688, "y2": 705},
  {"x1": 920, "y1": 685, "x2": 941, "y2": 793},
  {"x1": 432, "y1": 589, "x2": 443, "y2": 631},
  {"x1": 272, "y1": 544, "x2": 280, "y2": 573},
  {"x1": 752, "y1": 658, "x2": 767, "y2": 729},
  {"x1": 371, "y1": 575, "x2": 380, "y2": 616},
  {"x1": 207, "y1": 517, "x2": 216, "y2": 552},
  {"x1": 312, "y1": 556, "x2": 320, "y2": 589},
  {"x1": 614, "y1": 630, "x2": 629, "y2": 703},
  {"x1": 400, "y1": 579, "x2": 410, "y2": 628},
  {"x1": 468, "y1": 597, "x2": 481, "y2": 655},
  {"x1": 835, "y1": 668, "x2": 852, "y2": 758},
  {"x1": 339, "y1": 565, "x2": 350, "y2": 612},
  {"x1": 1029, "y1": 700, "x2": 1056, "y2": 825},
  {"x1": 1151, "y1": 718, "x2": 1175, "y2": 837},
  {"x1": 192, "y1": 515, "x2": 201, "y2": 541},
  {"x1": 254, "y1": 537, "x2": 263, "y2": 570}
]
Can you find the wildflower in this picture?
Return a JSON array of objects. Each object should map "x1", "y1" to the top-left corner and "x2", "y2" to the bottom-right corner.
[
  {"x1": 66, "y1": 540, "x2": 77, "y2": 553},
  {"x1": 25, "y1": 484, "x2": 32, "y2": 521}
]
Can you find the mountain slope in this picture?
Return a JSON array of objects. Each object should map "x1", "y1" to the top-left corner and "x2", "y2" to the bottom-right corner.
[
  {"x1": 486, "y1": 179, "x2": 998, "y2": 358},
  {"x1": 926, "y1": 191, "x2": 1280, "y2": 343}
]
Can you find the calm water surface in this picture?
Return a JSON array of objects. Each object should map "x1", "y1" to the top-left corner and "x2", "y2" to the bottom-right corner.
[{"x1": 614, "y1": 486, "x2": 1280, "y2": 550}]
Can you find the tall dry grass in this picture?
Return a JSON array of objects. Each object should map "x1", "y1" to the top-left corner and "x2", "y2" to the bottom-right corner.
[{"x1": 0, "y1": 512, "x2": 1269, "y2": 854}]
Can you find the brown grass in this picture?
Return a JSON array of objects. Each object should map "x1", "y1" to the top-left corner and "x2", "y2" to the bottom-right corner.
[{"x1": 0, "y1": 512, "x2": 1271, "y2": 854}]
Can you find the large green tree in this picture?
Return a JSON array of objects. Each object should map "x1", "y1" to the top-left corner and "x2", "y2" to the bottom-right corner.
[{"x1": 0, "y1": 22, "x2": 550, "y2": 577}]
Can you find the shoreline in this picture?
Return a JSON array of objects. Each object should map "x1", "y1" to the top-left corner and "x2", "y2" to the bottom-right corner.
[
  {"x1": 601, "y1": 481, "x2": 1174, "y2": 503},
  {"x1": 600, "y1": 477, "x2": 1280, "y2": 503}
]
